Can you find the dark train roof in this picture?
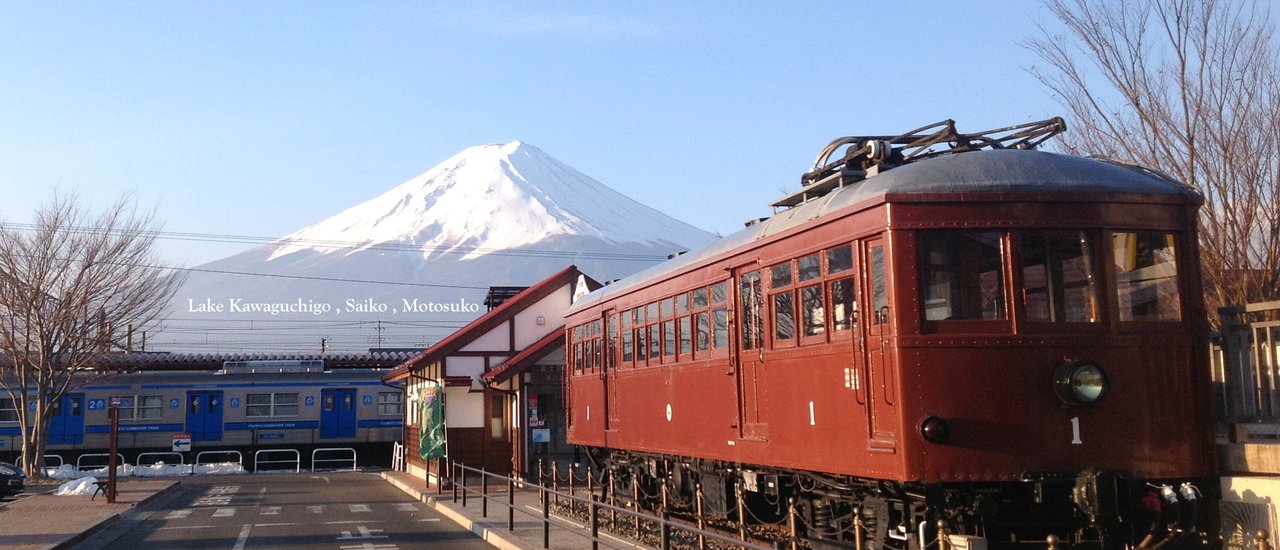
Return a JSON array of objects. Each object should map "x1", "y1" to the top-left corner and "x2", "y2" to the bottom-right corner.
[{"x1": 569, "y1": 149, "x2": 1199, "y2": 314}]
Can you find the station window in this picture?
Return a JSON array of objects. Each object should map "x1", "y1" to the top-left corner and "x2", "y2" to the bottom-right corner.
[
  {"x1": 1021, "y1": 231, "x2": 1099, "y2": 323},
  {"x1": 1114, "y1": 232, "x2": 1181, "y2": 321},
  {"x1": 247, "y1": 392, "x2": 299, "y2": 418},
  {"x1": 113, "y1": 395, "x2": 163, "y2": 420},
  {"x1": 918, "y1": 231, "x2": 1006, "y2": 321},
  {"x1": 378, "y1": 392, "x2": 403, "y2": 416},
  {"x1": 0, "y1": 397, "x2": 17, "y2": 422}
]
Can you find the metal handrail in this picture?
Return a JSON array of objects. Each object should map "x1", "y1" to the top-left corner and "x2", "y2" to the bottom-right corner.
[
  {"x1": 311, "y1": 447, "x2": 357, "y2": 472},
  {"x1": 253, "y1": 449, "x2": 300, "y2": 473}
]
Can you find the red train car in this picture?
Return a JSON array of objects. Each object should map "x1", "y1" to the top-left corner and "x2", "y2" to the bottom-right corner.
[{"x1": 564, "y1": 119, "x2": 1216, "y2": 549}]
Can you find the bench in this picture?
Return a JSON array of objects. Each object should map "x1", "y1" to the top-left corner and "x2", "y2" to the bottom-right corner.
[{"x1": 90, "y1": 481, "x2": 108, "y2": 500}]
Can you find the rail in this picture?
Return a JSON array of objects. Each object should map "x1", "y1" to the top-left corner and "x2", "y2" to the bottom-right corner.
[
  {"x1": 76, "y1": 453, "x2": 126, "y2": 474},
  {"x1": 311, "y1": 447, "x2": 357, "y2": 472},
  {"x1": 43, "y1": 454, "x2": 64, "y2": 468},
  {"x1": 135, "y1": 452, "x2": 184, "y2": 467},
  {"x1": 253, "y1": 449, "x2": 300, "y2": 473},
  {"x1": 195, "y1": 450, "x2": 245, "y2": 474},
  {"x1": 451, "y1": 461, "x2": 773, "y2": 550}
]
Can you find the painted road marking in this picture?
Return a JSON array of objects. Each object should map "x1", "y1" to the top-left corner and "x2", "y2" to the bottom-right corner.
[
  {"x1": 213, "y1": 508, "x2": 235, "y2": 517},
  {"x1": 337, "y1": 526, "x2": 388, "y2": 540},
  {"x1": 349, "y1": 503, "x2": 372, "y2": 513},
  {"x1": 164, "y1": 509, "x2": 192, "y2": 520}
]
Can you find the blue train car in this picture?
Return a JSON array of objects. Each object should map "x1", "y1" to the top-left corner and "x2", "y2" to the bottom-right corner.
[{"x1": 1, "y1": 362, "x2": 404, "y2": 468}]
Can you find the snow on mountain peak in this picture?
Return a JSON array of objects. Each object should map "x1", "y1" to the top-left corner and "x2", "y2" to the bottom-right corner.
[{"x1": 267, "y1": 141, "x2": 712, "y2": 262}]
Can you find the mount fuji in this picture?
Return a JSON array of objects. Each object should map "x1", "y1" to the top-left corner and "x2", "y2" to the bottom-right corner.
[{"x1": 162, "y1": 141, "x2": 716, "y2": 353}]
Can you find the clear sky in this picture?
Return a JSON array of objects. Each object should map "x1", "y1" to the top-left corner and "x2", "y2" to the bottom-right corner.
[{"x1": 0, "y1": 2, "x2": 1068, "y2": 267}]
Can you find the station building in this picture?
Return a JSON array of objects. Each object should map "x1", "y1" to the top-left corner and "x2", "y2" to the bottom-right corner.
[{"x1": 384, "y1": 265, "x2": 599, "y2": 486}]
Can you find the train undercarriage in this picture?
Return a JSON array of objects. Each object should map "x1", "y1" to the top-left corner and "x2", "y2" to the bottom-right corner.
[{"x1": 585, "y1": 448, "x2": 1215, "y2": 550}]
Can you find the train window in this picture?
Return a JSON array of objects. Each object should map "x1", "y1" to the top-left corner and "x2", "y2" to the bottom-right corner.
[
  {"x1": 740, "y1": 271, "x2": 764, "y2": 350},
  {"x1": 827, "y1": 245, "x2": 853, "y2": 274},
  {"x1": 677, "y1": 293, "x2": 689, "y2": 315},
  {"x1": 693, "y1": 287, "x2": 709, "y2": 308},
  {"x1": 646, "y1": 303, "x2": 659, "y2": 323},
  {"x1": 711, "y1": 281, "x2": 728, "y2": 304},
  {"x1": 1113, "y1": 232, "x2": 1181, "y2": 321},
  {"x1": 770, "y1": 263, "x2": 792, "y2": 288},
  {"x1": 636, "y1": 326, "x2": 648, "y2": 361},
  {"x1": 713, "y1": 308, "x2": 729, "y2": 348},
  {"x1": 773, "y1": 292, "x2": 796, "y2": 343},
  {"x1": 1020, "y1": 231, "x2": 1099, "y2": 323},
  {"x1": 622, "y1": 329, "x2": 634, "y2": 363},
  {"x1": 112, "y1": 395, "x2": 161, "y2": 420},
  {"x1": 918, "y1": 231, "x2": 1006, "y2": 321},
  {"x1": 0, "y1": 397, "x2": 16, "y2": 422},
  {"x1": 247, "y1": 392, "x2": 299, "y2": 417},
  {"x1": 798, "y1": 253, "x2": 821, "y2": 281},
  {"x1": 573, "y1": 342, "x2": 584, "y2": 373},
  {"x1": 830, "y1": 278, "x2": 857, "y2": 331},
  {"x1": 695, "y1": 312, "x2": 710, "y2": 352},
  {"x1": 649, "y1": 323, "x2": 662, "y2": 359},
  {"x1": 801, "y1": 284, "x2": 826, "y2": 336},
  {"x1": 621, "y1": 310, "x2": 632, "y2": 329},
  {"x1": 679, "y1": 316, "x2": 692, "y2": 356},
  {"x1": 607, "y1": 314, "x2": 618, "y2": 367},
  {"x1": 663, "y1": 321, "x2": 675, "y2": 357},
  {"x1": 660, "y1": 298, "x2": 674, "y2": 319},
  {"x1": 871, "y1": 245, "x2": 891, "y2": 324},
  {"x1": 378, "y1": 392, "x2": 403, "y2": 416}
]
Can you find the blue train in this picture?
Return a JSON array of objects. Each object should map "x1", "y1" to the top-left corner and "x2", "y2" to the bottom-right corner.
[{"x1": 0, "y1": 361, "x2": 404, "y2": 468}]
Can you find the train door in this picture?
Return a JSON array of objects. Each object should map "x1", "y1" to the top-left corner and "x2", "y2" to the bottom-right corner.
[
  {"x1": 734, "y1": 264, "x2": 768, "y2": 440},
  {"x1": 321, "y1": 388, "x2": 357, "y2": 439},
  {"x1": 186, "y1": 391, "x2": 224, "y2": 442},
  {"x1": 48, "y1": 393, "x2": 85, "y2": 445},
  {"x1": 864, "y1": 238, "x2": 898, "y2": 450},
  {"x1": 604, "y1": 310, "x2": 620, "y2": 433}
]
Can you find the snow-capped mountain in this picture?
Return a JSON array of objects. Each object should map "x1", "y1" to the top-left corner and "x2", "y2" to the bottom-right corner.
[{"x1": 161, "y1": 141, "x2": 716, "y2": 353}]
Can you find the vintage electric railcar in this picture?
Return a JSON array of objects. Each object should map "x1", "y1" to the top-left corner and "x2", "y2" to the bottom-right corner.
[
  {"x1": 0, "y1": 362, "x2": 403, "y2": 466},
  {"x1": 564, "y1": 119, "x2": 1216, "y2": 549}
]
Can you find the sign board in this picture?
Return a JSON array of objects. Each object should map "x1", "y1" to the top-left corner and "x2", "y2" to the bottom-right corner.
[
  {"x1": 531, "y1": 428, "x2": 551, "y2": 443},
  {"x1": 172, "y1": 433, "x2": 192, "y2": 452}
]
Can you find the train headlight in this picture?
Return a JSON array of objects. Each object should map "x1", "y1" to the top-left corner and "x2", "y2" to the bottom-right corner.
[
  {"x1": 1054, "y1": 360, "x2": 1108, "y2": 407},
  {"x1": 918, "y1": 415, "x2": 950, "y2": 444}
]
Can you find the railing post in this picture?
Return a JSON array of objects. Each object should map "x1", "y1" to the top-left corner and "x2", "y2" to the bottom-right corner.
[
  {"x1": 1256, "y1": 530, "x2": 1273, "y2": 550},
  {"x1": 735, "y1": 479, "x2": 747, "y2": 543},
  {"x1": 590, "y1": 494, "x2": 601, "y2": 550},
  {"x1": 461, "y1": 465, "x2": 468, "y2": 507},
  {"x1": 788, "y1": 496, "x2": 799, "y2": 550},
  {"x1": 542, "y1": 475, "x2": 551, "y2": 549},
  {"x1": 482, "y1": 467, "x2": 489, "y2": 518},
  {"x1": 853, "y1": 506, "x2": 865, "y2": 550},
  {"x1": 508, "y1": 474, "x2": 515, "y2": 531},
  {"x1": 632, "y1": 472, "x2": 641, "y2": 537},
  {"x1": 553, "y1": 461, "x2": 561, "y2": 508},
  {"x1": 660, "y1": 480, "x2": 671, "y2": 550},
  {"x1": 937, "y1": 519, "x2": 950, "y2": 550},
  {"x1": 1047, "y1": 534, "x2": 1060, "y2": 550},
  {"x1": 696, "y1": 482, "x2": 706, "y2": 550}
]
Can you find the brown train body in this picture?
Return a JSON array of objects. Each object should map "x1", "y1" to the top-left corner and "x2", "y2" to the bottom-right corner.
[{"x1": 564, "y1": 121, "x2": 1216, "y2": 549}]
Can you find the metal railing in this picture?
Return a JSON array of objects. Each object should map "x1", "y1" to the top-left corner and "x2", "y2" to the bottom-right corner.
[
  {"x1": 135, "y1": 452, "x2": 185, "y2": 468},
  {"x1": 450, "y1": 461, "x2": 773, "y2": 550},
  {"x1": 76, "y1": 453, "x2": 126, "y2": 474},
  {"x1": 311, "y1": 447, "x2": 357, "y2": 472},
  {"x1": 253, "y1": 449, "x2": 300, "y2": 472},
  {"x1": 194, "y1": 450, "x2": 245, "y2": 474}
]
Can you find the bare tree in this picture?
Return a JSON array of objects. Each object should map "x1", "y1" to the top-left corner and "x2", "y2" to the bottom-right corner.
[
  {"x1": 1027, "y1": 0, "x2": 1280, "y2": 318},
  {"x1": 0, "y1": 193, "x2": 185, "y2": 478}
]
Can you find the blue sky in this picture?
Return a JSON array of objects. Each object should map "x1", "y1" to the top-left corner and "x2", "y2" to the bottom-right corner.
[{"x1": 0, "y1": 2, "x2": 1068, "y2": 266}]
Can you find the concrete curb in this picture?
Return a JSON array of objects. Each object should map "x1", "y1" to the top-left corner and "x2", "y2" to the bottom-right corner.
[{"x1": 380, "y1": 471, "x2": 528, "y2": 550}]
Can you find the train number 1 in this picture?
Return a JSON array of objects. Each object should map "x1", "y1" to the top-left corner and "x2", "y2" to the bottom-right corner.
[{"x1": 1070, "y1": 416, "x2": 1083, "y2": 445}]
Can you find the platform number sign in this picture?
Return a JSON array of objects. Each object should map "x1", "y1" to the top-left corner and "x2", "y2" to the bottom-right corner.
[{"x1": 1070, "y1": 416, "x2": 1083, "y2": 445}]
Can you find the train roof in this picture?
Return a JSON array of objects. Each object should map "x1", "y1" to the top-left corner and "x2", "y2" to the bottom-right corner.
[{"x1": 568, "y1": 149, "x2": 1200, "y2": 315}]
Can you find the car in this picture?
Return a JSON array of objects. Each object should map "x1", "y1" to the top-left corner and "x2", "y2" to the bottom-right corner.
[{"x1": 0, "y1": 461, "x2": 26, "y2": 497}]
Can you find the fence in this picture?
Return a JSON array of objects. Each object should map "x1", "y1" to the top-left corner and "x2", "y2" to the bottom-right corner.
[
  {"x1": 450, "y1": 461, "x2": 774, "y2": 550},
  {"x1": 1218, "y1": 301, "x2": 1280, "y2": 424}
]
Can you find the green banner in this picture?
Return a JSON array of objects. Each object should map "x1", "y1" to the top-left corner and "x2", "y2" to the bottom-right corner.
[{"x1": 418, "y1": 386, "x2": 446, "y2": 459}]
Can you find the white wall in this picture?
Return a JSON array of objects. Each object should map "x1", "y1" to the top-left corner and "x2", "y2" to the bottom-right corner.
[
  {"x1": 445, "y1": 388, "x2": 484, "y2": 428},
  {"x1": 460, "y1": 320, "x2": 511, "y2": 352},
  {"x1": 447, "y1": 356, "x2": 486, "y2": 379},
  {"x1": 514, "y1": 288, "x2": 571, "y2": 349}
]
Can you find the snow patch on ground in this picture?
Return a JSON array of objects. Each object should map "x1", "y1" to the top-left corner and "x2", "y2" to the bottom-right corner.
[{"x1": 54, "y1": 476, "x2": 101, "y2": 496}]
